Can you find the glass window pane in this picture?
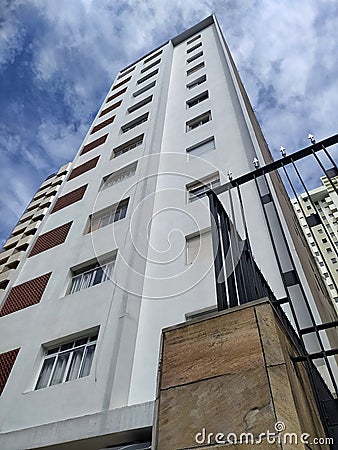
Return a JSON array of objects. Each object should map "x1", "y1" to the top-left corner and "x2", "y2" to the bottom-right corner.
[
  {"x1": 60, "y1": 342, "x2": 73, "y2": 352},
  {"x1": 36, "y1": 357, "x2": 55, "y2": 389},
  {"x1": 66, "y1": 348, "x2": 84, "y2": 381},
  {"x1": 70, "y1": 274, "x2": 82, "y2": 294},
  {"x1": 50, "y1": 353, "x2": 69, "y2": 385},
  {"x1": 80, "y1": 344, "x2": 96, "y2": 378},
  {"x1": 93, "y1": 267, "x2": 104, "y2": 285},
  {"x1": 82, "y1": 271, "x2": 95, "y2": 289},
  {"x1": 75, "y1": 338, "x2": 88, "y2": 347}
]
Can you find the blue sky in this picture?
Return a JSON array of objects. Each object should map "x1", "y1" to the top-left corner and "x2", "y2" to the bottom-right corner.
[{"x1": 1, "y1": 0, "x2": 338, "y2": 245}]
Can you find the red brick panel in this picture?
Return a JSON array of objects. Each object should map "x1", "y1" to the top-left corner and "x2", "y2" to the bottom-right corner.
[
  {"x1": 51, "y1": 185, "x2": 87, "y2": 214},
  {"x1": 112, "y1": 76, "x2": 131, "y2": 91},
  {"x1": 0, "y1": 348, "x2": 20, "y2": 395},
  {"x1": 99, "y1": 100, "x2": 122, "y2": 117},
  {"x1": 67, "y1": 156, "x2": 99, "y2": 181},
  {"x1": 0, "y1": 272, "x2": 51, "y2": 317},
  {"x1": 106, "y1": 87, "x2": 127, "y2": 103},
  {"x1": 28, "y1": 222, "x2": 72, "y2": 257},
  {"x1": 80, "y1": 134, "x2": 108, "y2": 156},
  {"x1": 90, "y1": 116, "x2": 115, "y2": 135}
]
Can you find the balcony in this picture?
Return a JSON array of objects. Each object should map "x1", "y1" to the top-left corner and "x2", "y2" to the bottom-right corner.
[{"x1": 0, "y1": 268, "x2": 16, "y2": 289}]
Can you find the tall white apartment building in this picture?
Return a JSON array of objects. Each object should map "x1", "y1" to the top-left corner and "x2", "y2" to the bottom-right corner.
[
  {"x1": 292, "y1": 175, "x2": 338, "y2": 310},
  {"x1": 0, "y1": 16, "x2": 337, "y2": 450}
]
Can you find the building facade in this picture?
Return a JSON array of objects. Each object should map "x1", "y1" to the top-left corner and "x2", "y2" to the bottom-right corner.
[
  {"x1": 292, "y1": 175, "x2": 338, "y2": 311},
  {"x1": 0, "y1": 16, "x2": 336, "y2": 450},
  {"x1": 0, "y1": 163, "x2": 71, "y2": 300}
]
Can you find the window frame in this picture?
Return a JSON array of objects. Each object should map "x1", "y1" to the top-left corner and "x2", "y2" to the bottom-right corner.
[
  {"x1": 140, "y1": 59, "x2": 161, "y2": 74},
  {"x1": 187, "y1": 34, "x2": 201, "y2": 45},
  {"x1": 143, "y1": 49, "x2": 163, "y2": 64},
  {"x1": 137, "y1": 69, "x2": 159, "y2": 85},
  {"x1": 187, "y1": 42, "x2": 202, "y2": 54},
  {"x1": 87, "y1": 199, "x2": 129, "y2": 233},
  {"x1": 35, "y1": 331, "x2": 99, "y2": 390},
  {"x1": 186, "y1": 172, "x2": 220, "y2": 203},
  {"x1": 128, "y1": 95, "x2": 153, "y2": 114},
  {"x1": 186, "y1": 62, "x2": 205, "y2": 76},
  {"x1": 133, "y1": 80, "x2": 156, "y2": 97},
  {"x1": 101, "y1": 162, "x2": 138, "y2": 190},
  {"x1": 111, "y1": 134, "x2": 144, "y2": 158},
  {"x1": 186, "y1": 51, "x2": 204, "y2": 65},
  {"x1": 186, "y1": 74, "x2": 207, "y2": 90},
  {"x1": 186, "y1": 136, "x2": 215, "y2": 157},
  {"x1": 186, "y1": 91, "x2": 209, "y2": 109},
  {"x1": 186, "y1": 111, "x2": 212, "y2": 132},
  {"x1": 121, "y1": 113, "x2": 149, "y2": 133}
]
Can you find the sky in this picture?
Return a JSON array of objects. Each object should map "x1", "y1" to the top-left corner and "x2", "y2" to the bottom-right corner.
[{"x1": 1, "y1": 0, "x2": 338, "y2": 246}]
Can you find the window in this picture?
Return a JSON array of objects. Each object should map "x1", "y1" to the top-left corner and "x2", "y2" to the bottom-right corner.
[
  {"x1": 67, "y1": 156, "x2": 99, "y2": 181},
  {"x1": 186, "y1": 231, "x2": 212, "y2": 265},
  {"x1": 140, "y1": 59, "x2": 161, "y2": 73},
  {"x1": 88, "y1": 199, "x2": 129, "y2": 233},
  {"x1": 187, "y1": 62, "x2": 205, "y2": 76},
  {"x1": 187, "y1": 34, "x2": 201, "y2": 45},
  {"x1": 319, "y1": 261, "x2": 325, "y2": 267},
  {"x1": 187, "y1": 42, "x2": 202, "y2": 54},
  {"x1": 137, "y1": 69, "x2": 159, "y2": 85},
  {"x1": 106, "y1": 87, "x2": 127, "y2": 103},
  {"x1": 133, "y1": 80, "x2": 156, "y2": 97},
  {"x1": 144, "y1": 49, "x2": 163, "y2": 64},
  {"x1": 112, "y1": 134, "x2": 144, "y2": 158},
  {"x1": 326, "y1": 248, "x2": 333, "y2": 253},
  {"x1": 117, "y1": 65, "x2": 135, "y2": 79},
  {"x1": 112, "y1": 76, "x2": 131, "y2": 91},
  {"x1": 186, "y1": 136, "x2": 215, "y2": 157},
  {"x1": 35, "y1": 331, "x2": 98, "y2": 390},
  {"x1": 69, "y1": 256, "x2": 116, "y2": 294},
  {"x1": 80, "y1": 134, "x2": 108, "y2": 156},
  {"x1": 102, "y1": 162, "x2": 137, "y2": 190},
  {"x1": 322, "y1": 238, "x2": 328, "y2": 243},
  {"x1": 186, "y1": 173, "x2": 220, "y2": 202},
  {"x1": 128, "y1": 95, "x2": 153, "y2": 113},
  {"x1": 186, "y1": 91, "x2": 209, "y2": 108},
  {"x1": 318, "y1": 229, "x2": 323, "y2": 234},
  {"x1": 329, "y1": 284, "x2": 335, "y2": 290},
  {"x1": 121, "y1": 113, "x2": 148, "y2": 133},
  {"x1": 331, "y1": 258, "x2": 337, "y2": 264},
  {"x1": 90, "y1": 115, "x2": 115, "y2": 134},
  {"x1": 187, "y1": 75, "x2": 206, "y2": 90},
  {"x1": 186, "y1": 111, "x2": 211, "y2": 131},
  {"x1": 99, "y1": 99, "x2": 122, "y2": 118},
  {"x1": 186, "y1": 51, "x2": 203, "y2": 64}
]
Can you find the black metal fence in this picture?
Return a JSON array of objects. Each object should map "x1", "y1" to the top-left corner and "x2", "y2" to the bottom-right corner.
[{"x1": 207, "y1": 134, "x2": 338, "y2": 446}]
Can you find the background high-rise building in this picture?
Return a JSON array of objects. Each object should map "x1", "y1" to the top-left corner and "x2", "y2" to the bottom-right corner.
[
  {"x1": 292, "y1": 174, "x2": 338, "y2": 311},
  {"x1": 0, "y1": 16, "x2": 336, "y2": 449},
  {"x1": 0, "y1": 163, "x2": 71, "y2": 300}
]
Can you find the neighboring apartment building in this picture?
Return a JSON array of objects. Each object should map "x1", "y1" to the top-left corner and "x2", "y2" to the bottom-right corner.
[
  {"x1": 0, "y1": 163, "x2": 71, "y2": 300},
  {"x1": 292, "y1": 174, "x2": 338, "y2": 311},
  {"x1": 0, "y1": 15, "x2": 336, "y2": 450}
]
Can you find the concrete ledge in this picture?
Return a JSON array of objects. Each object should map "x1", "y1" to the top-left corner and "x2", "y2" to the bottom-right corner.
[{"x1": 0, "y1": 401, "x2": 154, "y2": 450}]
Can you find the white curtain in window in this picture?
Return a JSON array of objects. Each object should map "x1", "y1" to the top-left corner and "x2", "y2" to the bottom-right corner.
[
  {"x1": 50, "y1": 353, "x2": 69, "y2": 385},
  {"x1": 66, "y1": 348, "x2": 84, "y2": 381},
  {"x1": 35, "y1": 357, "x2": 55, "y2": 389},
  {"x1": 80, "y1": 344, "x2": 96, "y2": 378}
]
